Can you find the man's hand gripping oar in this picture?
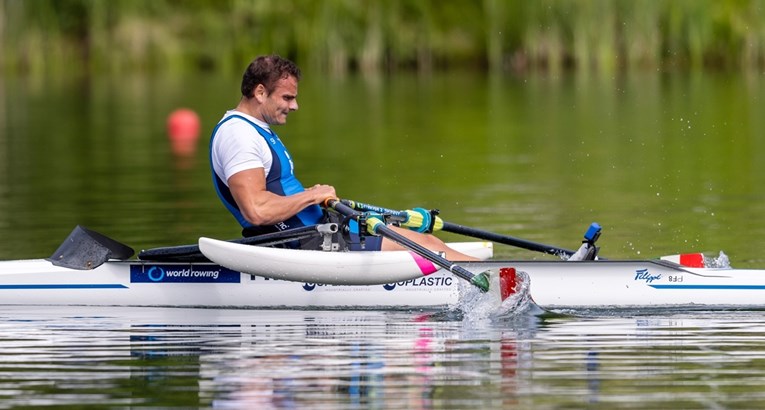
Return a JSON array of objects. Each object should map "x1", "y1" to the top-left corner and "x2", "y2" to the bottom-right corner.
[{"x1": 324, "y1": 198, "x2": 514, "y2": 295}]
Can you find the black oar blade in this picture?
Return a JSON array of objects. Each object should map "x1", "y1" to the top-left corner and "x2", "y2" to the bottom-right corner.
[{"x1": 47, "y1": 225, "x2": 134, "y2": 270}]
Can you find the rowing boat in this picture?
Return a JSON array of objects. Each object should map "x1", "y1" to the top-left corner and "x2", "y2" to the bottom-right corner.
[{"x1": 2, "y1": 225, "x2": 765, "y2": 310}]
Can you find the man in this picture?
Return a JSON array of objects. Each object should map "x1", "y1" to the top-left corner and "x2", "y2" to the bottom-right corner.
[{"x1": 210, "y1": 55, "x2": 475, "y2": 260}]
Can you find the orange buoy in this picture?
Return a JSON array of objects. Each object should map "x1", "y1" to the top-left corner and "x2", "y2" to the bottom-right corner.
[{"x1": 167, "y1": 109, "x2": 201, "y2": 156}]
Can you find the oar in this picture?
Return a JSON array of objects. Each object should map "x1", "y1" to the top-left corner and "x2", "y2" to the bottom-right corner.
[
  {"x1": 138, "y1": 223, "x2": 338, "y2": 262},
  {"x1": 340, "y1": 199, "x2": 577, "y2": 257},
  {"x1": 324, "y1": 198, "x2": 495, "y2": 292},
  {"x1": 441, "y1": 222, "x2": 577, "y2": 257}
]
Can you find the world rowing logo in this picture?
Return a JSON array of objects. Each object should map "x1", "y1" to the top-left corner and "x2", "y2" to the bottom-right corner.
[
  {"x1": 130, "y1": 265, "x2": 241, "y2": 283},
  {"x1": 147, "y1": 266, "x2": 165, "y2": 282}
]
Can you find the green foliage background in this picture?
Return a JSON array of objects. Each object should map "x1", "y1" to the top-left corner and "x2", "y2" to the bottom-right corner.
[{"x1": 2, "y1": 0, "x2": 765, "y2": 75}]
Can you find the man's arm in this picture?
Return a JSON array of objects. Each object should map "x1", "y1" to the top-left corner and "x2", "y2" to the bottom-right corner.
[{"x1": 228, "y1": 168, "x2": 336, "y2": 226}]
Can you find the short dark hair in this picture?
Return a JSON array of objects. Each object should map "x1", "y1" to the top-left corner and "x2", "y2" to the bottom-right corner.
[{"x1": 240, "y1": 55, "x2": 301, "y2": 98}]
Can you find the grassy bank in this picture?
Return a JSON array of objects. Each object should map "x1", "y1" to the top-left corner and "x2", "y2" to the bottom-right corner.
[{"x1": 2, "y1": 0, "x2": 765, "y2": 76}]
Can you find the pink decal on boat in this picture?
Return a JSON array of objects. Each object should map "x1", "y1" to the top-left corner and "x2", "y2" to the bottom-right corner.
[{"x1": 410, "y1": 252, "x2": 438, "y2": 275}]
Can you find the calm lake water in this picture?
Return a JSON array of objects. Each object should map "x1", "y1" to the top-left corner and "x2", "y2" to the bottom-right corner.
[
  {"x1": 3, "y1": 306, "x2": 765, "y2": 408},
  {"x1": 1, "y1": 69, "x2": 765, "y2": 407}
]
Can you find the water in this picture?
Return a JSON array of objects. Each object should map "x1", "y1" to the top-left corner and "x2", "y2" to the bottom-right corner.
[
  {"x1": 2, "y1": 70, "x2": 764, "y2": 265},
  {"x1": 1, "y1": 69, "x2": 765, "y2": 407},
  {"x1": 2, "y1": 307, "x2": 765, "y2": 408}
]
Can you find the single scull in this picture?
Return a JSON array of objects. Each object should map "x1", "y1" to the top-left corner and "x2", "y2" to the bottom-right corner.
[{"x1": 1, "y1": 225, "x2": 764, "y2": 310}]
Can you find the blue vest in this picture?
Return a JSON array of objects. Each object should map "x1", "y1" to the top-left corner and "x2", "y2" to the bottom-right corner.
[{"x1": 210, "y1": 115, "x2": 324, "y2": 234}]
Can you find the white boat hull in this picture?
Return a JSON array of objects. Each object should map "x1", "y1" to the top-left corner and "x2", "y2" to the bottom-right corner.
[{"x1": 2, "y1": 254, "x2": 765, "y2": 309}]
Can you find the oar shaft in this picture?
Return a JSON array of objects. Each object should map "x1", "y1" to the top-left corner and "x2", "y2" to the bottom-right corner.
[
  {"x1": 326, "y1": 199, "x2": 488, "y2": 291},
  {"x1": 376, "y1": 222, "x2": 475, "y2": 282},
  {"x1": 139, "y1": 224, "x2": 335, "y2": 262},
  {"x1": 441, "y1": 222, "x2": 575, "y2": 257}
]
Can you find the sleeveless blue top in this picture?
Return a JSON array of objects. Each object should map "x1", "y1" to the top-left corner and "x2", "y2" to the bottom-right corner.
[{"x1": 210, "y1": 115, "x2": 324, "y2": 234}]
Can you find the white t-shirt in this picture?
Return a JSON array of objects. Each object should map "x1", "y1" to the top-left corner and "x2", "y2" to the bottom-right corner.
[{"x1": 210, "y1": 110, "x2": 274, "y2": 186}]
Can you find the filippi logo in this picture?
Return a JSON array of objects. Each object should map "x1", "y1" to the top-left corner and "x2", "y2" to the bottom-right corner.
[{"x1": 634, "y1": 268, "x2": 661, "y2": 283}]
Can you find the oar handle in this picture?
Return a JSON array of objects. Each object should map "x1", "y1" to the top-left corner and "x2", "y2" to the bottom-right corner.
[{"x1": 340, "y1": 199, "x2": 443, "y2": 232}]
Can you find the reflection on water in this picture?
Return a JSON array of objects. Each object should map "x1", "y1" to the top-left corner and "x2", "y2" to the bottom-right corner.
[{"x1": 2, "y1": 307, "x2": 765, "y2": 408}]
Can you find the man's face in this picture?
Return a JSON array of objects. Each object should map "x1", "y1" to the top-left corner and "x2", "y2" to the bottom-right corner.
[{"x1": 259, "y1": 75, "x2": 299, "y2": 125}]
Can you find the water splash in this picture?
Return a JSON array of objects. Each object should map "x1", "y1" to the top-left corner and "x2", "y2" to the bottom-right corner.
[
  {"x1": 705, "y1": 251, "x2": 731, "y2": 268},
  {"x1": 456, "y1": 269, "x2": 541, "y2": 321}
]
